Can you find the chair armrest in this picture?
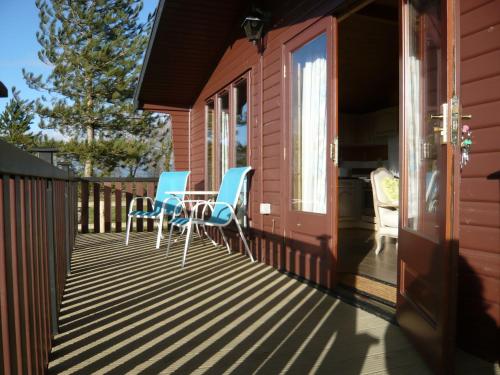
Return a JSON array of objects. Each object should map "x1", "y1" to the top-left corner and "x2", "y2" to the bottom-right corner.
[
  {"x1": 377, "y1": 202, "x2": 399, "y2": 209},
  {"x1": 204, "y1": 201, "x2": 236, "y2": 226},
  {"x1": 128, "y1": 196, "x2": 155, "y2": 214},
  {"x1": 161, "y1": 195, "x2": 186, "y2": 217},
  {"x1": 189, "y1": 200, "x2": 216, "y2": 219},
  {"x1": 169, "y1": 199, "x2": 208, "y2": 219}
]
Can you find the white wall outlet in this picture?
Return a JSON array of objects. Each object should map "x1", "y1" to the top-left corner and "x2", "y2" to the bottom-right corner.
[{"x1": 260, "y1": 203, "x2": 271, "y2": 215}]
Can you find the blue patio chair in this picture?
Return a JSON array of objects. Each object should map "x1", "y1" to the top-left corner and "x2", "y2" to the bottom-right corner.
[
  {"x1": 166, "y1": 166, "x2": 255, "y2": 267},
  {"x1": 125, "y1": 171, "x2": 190, "y2": 249}
]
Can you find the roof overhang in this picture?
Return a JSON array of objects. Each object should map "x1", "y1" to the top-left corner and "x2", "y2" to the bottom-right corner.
[
  {"x1": 0, "y1": 81, "x2": 7, "y2": 97},
  {"x1": 134, "y1": 0, "x2": 248, "y2": 111}
]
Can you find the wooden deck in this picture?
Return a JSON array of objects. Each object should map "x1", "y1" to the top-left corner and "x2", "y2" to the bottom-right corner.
[{"x1": 48, "y1": 232, "x2": 498, "y2": 374}]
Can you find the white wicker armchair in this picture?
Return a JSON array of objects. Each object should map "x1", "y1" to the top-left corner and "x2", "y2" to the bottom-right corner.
[{"x1": 370, "y1": 168, "x2": 399, "y2": 254}]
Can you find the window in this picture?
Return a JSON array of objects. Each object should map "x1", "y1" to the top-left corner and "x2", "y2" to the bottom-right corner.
[
  {"x1": 205, "y1": 74, "x2": 250, "y2": 189},
  {"x1": 206, "y1": 101, "x2": 215, "y2": 190},
  {"x1": 234, "y1": 80, "x2": 248, "y2": 167},
  {"x1": 218, "y1": 92, "x2": 230, "y2": 179}
]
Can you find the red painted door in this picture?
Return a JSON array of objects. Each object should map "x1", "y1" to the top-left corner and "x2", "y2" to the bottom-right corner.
[
  {"x1": 398, "y1": 0, "x2": 461, "y2": 372},
  {"x1": 283, "y1": 16, "x2": 338, "y2": 289}
]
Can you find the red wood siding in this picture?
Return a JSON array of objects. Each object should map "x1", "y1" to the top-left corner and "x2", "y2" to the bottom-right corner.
[
  {"x1": 459, "y1": 0, "x2": 500, "y2": 362},
  {"x1": 169, "y1": 109, "x2": 191, "y2": 175},
  {"x1": 158, "y1": 0, "x2": 500, "y2": 361},
  {"x1": 186, "y1": 3, "x2": 337, "y2": 281}
]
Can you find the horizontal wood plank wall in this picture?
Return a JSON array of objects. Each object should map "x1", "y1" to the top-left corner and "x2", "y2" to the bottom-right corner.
[
  {"x1": 170, "y1": 109, "x2": 191, "y2": 175},
  {"x1": 459, "y1": 0, "x2": 500, "y2": 362},
  {"x1": 186, "y1": 0, "x2": 341, "y2": 284}
]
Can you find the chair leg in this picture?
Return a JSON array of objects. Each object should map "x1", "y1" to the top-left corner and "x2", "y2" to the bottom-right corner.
[
  {"x1": 125, "y1": 215, "x2": 132, "y2": 245},
  {"x1": 204, "y1": 226, "x2": 218, "y2": 246},
  {"x1": 156, "y1": 215, "x2": 164, "y2": 249},
  {"x1": 182, "y1": 221, "x2": 193, "y2": 268},
  {"x1": 235, "y1": 220, "x2": 255, "y2": 262},
  {"x1": 218, "y1": 227, "x2": 231, "y2": 254},
  {"x1": 166, "y1": 223, "x2": 176, "y2": 257},
  {"x1": 375, "y1": 233, "x2": 383, "y2": 254}
]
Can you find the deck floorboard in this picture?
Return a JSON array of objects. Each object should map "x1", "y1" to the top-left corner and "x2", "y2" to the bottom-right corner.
[{"x1": 48, "y1": 232, "x2": 498, "y2": 374}]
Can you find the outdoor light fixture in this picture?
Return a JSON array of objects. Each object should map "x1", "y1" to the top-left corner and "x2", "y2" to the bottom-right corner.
[
  {"x1": 242, "y1": 15, "x2": 265, "y2": 44},
  {"x1": 242, "y1": 7, "x2": 270, "y2": 46}
]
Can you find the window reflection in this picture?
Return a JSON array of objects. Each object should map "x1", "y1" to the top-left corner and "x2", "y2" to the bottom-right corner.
[
  {"x1": 405, "y1": 0, "x2": 442, "y2": 241},
  {"x1": 234, "y1": 80, "x2": 248, "y2": 167}
]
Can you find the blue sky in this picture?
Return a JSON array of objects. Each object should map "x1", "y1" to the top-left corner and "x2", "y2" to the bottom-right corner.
[{"x1": 0, "y1": 0, "x2": 158, "y2": 139}]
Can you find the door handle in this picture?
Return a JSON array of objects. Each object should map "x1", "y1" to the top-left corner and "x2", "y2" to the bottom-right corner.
[
  {"x1": 431, "y1": 104, "x2": 449, "y2": 144},
  {"x1": 461, "y1": 114, "x2": 472, "y2": 120}
]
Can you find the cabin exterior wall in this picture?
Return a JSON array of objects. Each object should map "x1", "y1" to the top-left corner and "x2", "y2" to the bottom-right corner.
[
  {"x1": 165, "y1": 0, "x2": 499, "y2": 360},
  {"x1": 179, "y1": 1, "x2": 343, "y2": 286},
  {"x1": 458, "y1": 0, "x2": 500, "y2": 361}
]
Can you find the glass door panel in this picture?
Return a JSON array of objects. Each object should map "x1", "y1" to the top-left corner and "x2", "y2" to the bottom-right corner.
[
  {"x1": 405, "y1": 0, "x2": 443, "y2": 242},
  {"x1": 290, "y1": 33, "x2": 328, "y2": 214}
]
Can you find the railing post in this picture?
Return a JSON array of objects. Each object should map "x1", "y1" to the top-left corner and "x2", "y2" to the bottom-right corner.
[
  {"x1": 45, "y1": 179, "x2": 58, "y2": 335},
  {"x1": 58, "y1": 163, "x2": 72, "y2": 274},
  {"x1": 65, "y1": 181, "x2": 71, "y2": 274}
]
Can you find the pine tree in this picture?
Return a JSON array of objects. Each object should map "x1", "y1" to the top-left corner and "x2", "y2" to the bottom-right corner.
[
  {"x1": 23, "y1": 0, "x2": 162, "y2": 176},
  {"x1": 0, "y1": 87, "x2": 38, "y2": 150}
]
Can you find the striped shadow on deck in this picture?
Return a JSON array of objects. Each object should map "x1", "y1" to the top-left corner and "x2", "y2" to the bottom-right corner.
[{"x1": 48, "y1": 232, "x2": 496, "y2": 375}]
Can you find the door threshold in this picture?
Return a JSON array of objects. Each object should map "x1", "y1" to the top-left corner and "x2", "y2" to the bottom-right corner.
[
  {"x1": 278, "y1": 269, "x2": 396, "y2": 323},
  {"x1": 339, "y1": 273, "x2": 397, "y2": 305},
  {"x1": 333, "y1": 283, "x2": 396, "y2": 324}
]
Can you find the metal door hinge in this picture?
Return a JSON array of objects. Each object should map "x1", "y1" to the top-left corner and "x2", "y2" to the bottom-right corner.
[{"x1": 330, "y1": 137, "x2": 339, "y2": 166}]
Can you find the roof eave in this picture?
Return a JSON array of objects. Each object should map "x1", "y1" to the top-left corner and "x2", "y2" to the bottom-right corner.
[{"x1": 133, "y1": 0, "x2": 166, "y2": 111}]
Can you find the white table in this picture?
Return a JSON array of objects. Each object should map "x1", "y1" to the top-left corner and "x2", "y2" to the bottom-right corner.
[
  {"x1": 165, "y1": 191, "x2": 219, "y2": 196},
  {"x1": 165, "y1": 190, "x2": 219, "y2": 215}
]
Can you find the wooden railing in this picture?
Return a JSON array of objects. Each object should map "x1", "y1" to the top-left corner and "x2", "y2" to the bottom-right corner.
[
  {"x1": 79, "y1": 177, "x2": 158, "y2": 234},
  {"x1": 0, "y1": 140, "x2": 78, "y2": 375}
]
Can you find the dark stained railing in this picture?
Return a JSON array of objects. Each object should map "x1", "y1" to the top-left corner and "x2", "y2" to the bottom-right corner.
[
  {"x1": 79, "y1": 177, "x2": 158, "y2": 234},
  {"x1": 0, "y1": 140, "x2": 78, "y2": 375}
]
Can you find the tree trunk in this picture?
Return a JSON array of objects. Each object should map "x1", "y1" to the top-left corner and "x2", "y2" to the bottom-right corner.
[{"x1": 84, "y1": 125, "x2": 94, "y2": 177}]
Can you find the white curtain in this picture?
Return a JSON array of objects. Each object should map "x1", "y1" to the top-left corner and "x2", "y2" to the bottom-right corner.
[
  {"x1": 293, "y1": 35, "x2": 327, "y2": 214},
  {"x1": 220, "y1": 111, "x2": 229, "y2": 178},
  {"x1": 300, "y1": 57, "x2": 327, "y2": 213},
  {"x1": 406, "y1": 21, "x2": 422, "y2": 228}
]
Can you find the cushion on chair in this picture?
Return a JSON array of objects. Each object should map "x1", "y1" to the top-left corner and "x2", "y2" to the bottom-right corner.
[
  {"x1": 170, "y1": 217, "x2": 190, "y2": 226},
  {"x1": 379, "y1": 207, "x2": 398, "y2": 228},
  {"x1": 373, "y1": 169, "x2": 398, "y2": 205},
  {"x1": 381, "y1": 176, "x2": 399, "y2": 203}
]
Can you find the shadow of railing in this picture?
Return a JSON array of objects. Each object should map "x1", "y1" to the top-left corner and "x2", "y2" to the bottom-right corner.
[{"x1": 48, "y1": 231, "x2": 390, "y2": 374}]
